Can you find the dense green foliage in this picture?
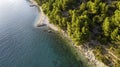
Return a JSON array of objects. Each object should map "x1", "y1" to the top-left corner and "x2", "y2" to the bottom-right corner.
[
  {"x1": 36, "y1": 0, "x2": 120, "y2": 66},
  {"x1": 38, "y1": 0, "x2": 120, "y2": 45}
]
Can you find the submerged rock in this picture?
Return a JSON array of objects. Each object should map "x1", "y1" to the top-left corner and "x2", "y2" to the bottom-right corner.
[
  {"x1": 48, "y1": 30, "x2": 52, "y2": 33},
  {"x1": 37, "y1": 24, "x2": 46, "y2": 27},
  {"x1": 30, "y1": 5, "x2": 36, "y2": 7}
]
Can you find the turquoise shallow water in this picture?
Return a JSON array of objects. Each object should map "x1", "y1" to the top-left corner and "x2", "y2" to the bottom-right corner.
[{"x1": 0, "y1": 0, "x2": 91, "y2": 67}]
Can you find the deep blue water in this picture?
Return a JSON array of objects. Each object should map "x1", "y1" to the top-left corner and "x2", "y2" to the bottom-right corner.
[{"x1": 0, "y1": 0, "x2": 90, "y2": 67}]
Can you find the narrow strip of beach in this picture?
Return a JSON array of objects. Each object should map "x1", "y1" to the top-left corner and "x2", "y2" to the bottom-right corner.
[{"x1": 28, "y1": 0, "x2": 107, "y2": 67}]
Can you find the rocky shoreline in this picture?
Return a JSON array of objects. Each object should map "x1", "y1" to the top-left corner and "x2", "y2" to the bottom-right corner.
[{"x1": 29, "y1": 0, "x2": 107, "y2": 67}]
